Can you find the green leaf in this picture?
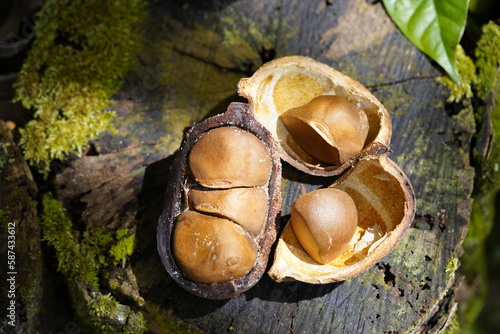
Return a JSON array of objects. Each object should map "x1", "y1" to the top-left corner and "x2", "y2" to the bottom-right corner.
[{"x1": 383, "y1": 0, "x2": 469, "y2": 83}]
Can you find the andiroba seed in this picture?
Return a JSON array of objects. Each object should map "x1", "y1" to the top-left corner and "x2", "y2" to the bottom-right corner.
[
  {"x1": 188, "y1": 126, "x2": 272, "y2": 188},
  {"x1": 172, "y1": 211, "x2": 258, "y2": 283},
  {"x1": 281, "y1": 95, "x2": 369, "y2": 166},
  {"x1": 290, "y1": 188, "x2": 358, "y2": 264},
  {"x1": 189, "y1": 187, "x2": 268, "y2": 236}
]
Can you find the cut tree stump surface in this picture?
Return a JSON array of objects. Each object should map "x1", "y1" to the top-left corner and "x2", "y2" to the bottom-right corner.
[{"x1": 48, "y1": 1, "x2": 475, "y2": 333}]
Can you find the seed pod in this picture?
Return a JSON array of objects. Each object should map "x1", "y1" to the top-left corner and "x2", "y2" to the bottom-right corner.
[
  {"x1": 268, "y1": 155, "x2": 416, "y2": 283},
  {"x1": 157, "y1": 102, "x2": 282, "y2": 299},
  {"x1": 238, "y1": 56, "x2": 391, "y2": 176}
]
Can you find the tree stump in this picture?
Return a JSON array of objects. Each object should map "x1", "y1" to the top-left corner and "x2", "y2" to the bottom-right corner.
[{"x1": 45, "y1": 0, "x2": 475, "y2": 332}]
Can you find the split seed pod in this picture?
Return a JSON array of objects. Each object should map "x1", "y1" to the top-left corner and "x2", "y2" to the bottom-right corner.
[
  {"x1": 159, "y1": 56, "x2": 415, "y2": 293},
  {"x1": 157, "y1": 103, "x2": 282, "y2": 299},
  {"x1": 238, "y1": 56, "x2": 415, "y2": 283},
  {"x1": 238, "y1": 56, "x2": 391, "y2": 176}
]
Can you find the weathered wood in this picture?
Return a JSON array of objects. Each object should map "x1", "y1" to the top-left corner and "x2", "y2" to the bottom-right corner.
[
  {"x1": 50, "y1": 0, "x2": 475, "y2": 333},
  {"x1": 0, "y1": 121, "x2": 45, "y2": 334}
]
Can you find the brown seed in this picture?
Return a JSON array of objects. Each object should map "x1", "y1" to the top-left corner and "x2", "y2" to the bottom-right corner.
[
  {"x1": 172, "y1": 211, "x2": 258, "y2": 283},
  {"x1": 281, "y1": 95, "x2": 369, "y2": 166},
  {"x1": 188, "y1": 187, "x2": 268, "y2": 236},
  {"x1": 188, "y1": 126, "x2": 272, "y2": 188},
  {"x1": 290, "y1": 188, "x2": 358, "y2": 264}
]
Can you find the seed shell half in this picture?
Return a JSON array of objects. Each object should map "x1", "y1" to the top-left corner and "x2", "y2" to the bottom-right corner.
[
  {"x1": 238, "y1": 56, "x2": 392, "y2": 176},
  {"x1": 157, "y1": 102, "x2": 282, "y2": 299},
  {"x1": 268, "y1": 154, "x2": 416, "y2": 283}
]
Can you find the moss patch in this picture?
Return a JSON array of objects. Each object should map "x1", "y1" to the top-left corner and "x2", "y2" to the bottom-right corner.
[
  {"x1": 41, "y1": 194, "x2": 108, "y2": 287},
  {"x1": 13, "y1": 0, "x2": 147, "y2": 174},
  {"x1": 436, "y1": 45, "x2": 477, "y2": 103},
  {"x1": 86, "y1": 291, "x2": 147, "y2": 333},
  {"x1": 110, "y1": 229, "x2": 136, "y2": 266},
  {"x1": 88, "y1": 293, "x2": 118, "y2": 318},
  {"x1": 40, "y1": 194, "x2": 147, "y2": 333},
  {"x1": 475, "y1": 21, "x2": 500, "y2": 99},
  {"x1": 458, "y1": 20, "x2": 500, "y2": 331},
  {"x1": 144, "y1": 303, "x2": 203, "y2": 334}
]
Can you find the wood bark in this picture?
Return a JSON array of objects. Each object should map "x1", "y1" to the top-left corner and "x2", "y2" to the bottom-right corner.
[
  {"x1": 9, "y1": 0, "x2": 478, "y2": 333},
  {"x1": 0, "y1": 120, "x2": 56, "y2": 334}
]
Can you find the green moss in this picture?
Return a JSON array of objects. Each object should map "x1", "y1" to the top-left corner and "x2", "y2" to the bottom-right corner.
[
  {"x1": 13, "y1": 0, "x2": 147, "y2": 174},
  {"x1": 123, "y1": 311, "x2": 148, "y2": 334},
  {"x1": 40, "y1": 193, "x2": 140, "y2": 281},
  {"x1": 445, "y1": 257, "x2": 459, "y2": 275},
  {"x1": 473, "y1": 21, "x2": 500, "y2": 193},
  {"x1": 40, "y1": 193, "x2": 141, "y2": 283},
  {"x1": 459, "y1": 21, "x2": 500, "y2": 332},
  {"x1": 465, "y1": 21, "x2": 500, "y2": 253},
  {"x1": 40, "y1": 194, "x2": 146, "y2": 332},
  {"x1": 85, "y1": 227, "x2": 114, "y2": 249},
  {"x1": 41, "y1": 193, "x2": 103, "y2": 288},
  {"x1": 443, "y1": 313, "x2": 460, "y2": 334},
  {"x1": 465, "y1": 20, "x2": 500, "y2": 275},
  {"x1": 116, "y1": 228, "x2": 130, "y2": 240},
  {"x1": 110, "y1": 232, "x2": 136, "y2": 266},
  {"x1": 88, "y1": 293, "x2": 118, "y2": 318},
  {"x1": 475, "y1": 21, "x2": 500, "y2": 99},
  {"x1": 87, "y1": 292, "x2": 148, "y2": 333},
  {"x1": 144, "y1": 303, "x2": 203, "y2": 334},
  {"x1": 436, "y1": 45, "x2": 477, "y2": 103},
  {"x1": 109, "y1": 278, "x2": 120, "y2": 290}
]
